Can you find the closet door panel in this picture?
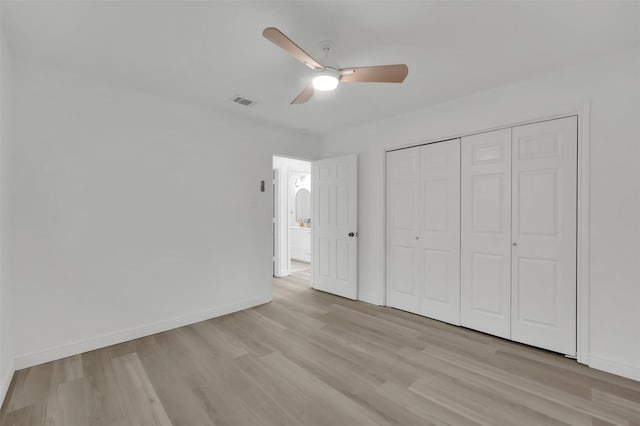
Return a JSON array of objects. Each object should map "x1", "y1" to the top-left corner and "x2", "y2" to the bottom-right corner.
[
  {"x1": 386, "y1": 147, "x2": 420, "y2": 314},
  {"x1": 511, "y1": 117, "x2": 577, "y2": 355},
  {"x1": 418, "y1": 139, "x2": 461, "y2": 325},
  {"x1": 461, "y1": 129, "x2": 512, "y2": 338}
]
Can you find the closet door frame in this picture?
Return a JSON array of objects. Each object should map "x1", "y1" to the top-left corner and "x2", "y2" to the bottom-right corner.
[{"x1": 381, "y1": 101, "x2": 591, "y2": 364}]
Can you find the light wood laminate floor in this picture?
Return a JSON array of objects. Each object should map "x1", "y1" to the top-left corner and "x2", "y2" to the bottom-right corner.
[
  {"x1": 290, "y1": 260, "x2": 312, "y2": 282},
  {"x1": 2, "y1": 274, "x2": 640, "y2": 425}
]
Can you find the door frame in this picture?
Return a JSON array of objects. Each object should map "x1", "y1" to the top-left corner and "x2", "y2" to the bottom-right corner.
[
  {"x1": 272, "y1": 168, "x2": 283, "y2": 277},
  {"x1": 272, "y1": 154, "x2": 314, "y2": 283},
  {"x1": 381, "y1": 101, "x2": 591, "y2": 364}
]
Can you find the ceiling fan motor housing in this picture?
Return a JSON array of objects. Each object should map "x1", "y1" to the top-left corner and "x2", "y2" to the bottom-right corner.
[{"x1": 313, "y1": 67, "x2": 341, "y2": 91}]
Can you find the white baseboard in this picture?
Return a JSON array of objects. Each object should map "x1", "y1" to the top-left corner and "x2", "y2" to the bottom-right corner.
[
  {"x1": 14, "y1": 294, "x2": 272, "y2": 370},
  {"x1": 589, "y1": 354, "x2": 640, "y2": 382},
  {"x1": 0, "y1": 361, "x2": 15, "y2": 408},
  {"x1": 274, "y1": 270, "x2": 290, "y2": 278}
]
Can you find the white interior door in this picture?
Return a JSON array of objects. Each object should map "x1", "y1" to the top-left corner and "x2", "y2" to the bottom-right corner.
[
  {"x1": 418, "y1": 140, "x2": 461, "y2": 324},
  {"x1": 312, "y1": 154, "x2": 358, "y2": 299},
  {"x1": 386, "y1": 147, "x2": 420, "y2": 314},
  {"x1": 461, "y1": 129, "x2": 512, "y2": 338},
  {"x1": 511, "y1": 117, "x2": 577, "y2": 355}
]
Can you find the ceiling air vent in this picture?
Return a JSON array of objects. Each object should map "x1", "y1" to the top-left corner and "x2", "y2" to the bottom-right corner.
[{"x1": 231, "y1": 96, "x2": 256, "y2": 107}]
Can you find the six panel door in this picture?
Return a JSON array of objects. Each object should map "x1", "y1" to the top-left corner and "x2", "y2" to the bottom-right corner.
[
  {"x1": 418, "y1": 140, "x2": 461, "y2": 325},
  {"x1": 312, "y1": 154, "x2": 358, "y2": 300},
  {"x1": 386, "y1": 147, "x2": 421, "y2": 314},
  {"x1": 460, "y1": 129, "x2": 512, "y2": 339},
  {"x1": 511, "y1": 117, "x2": 577, "y2": 355}
]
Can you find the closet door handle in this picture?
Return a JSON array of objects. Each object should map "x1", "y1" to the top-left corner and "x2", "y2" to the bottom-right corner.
[{"x1": 348, "y1": 232, "x2": 355, "y2": 237}]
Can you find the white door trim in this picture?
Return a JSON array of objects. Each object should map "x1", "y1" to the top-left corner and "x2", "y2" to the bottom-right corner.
[
  {"x1": 381, "y1": 100, "x2": 591, "y2": 364},
  {"x1": 272, "y1": 168, "x2": 283, "y2": 277},
  {"x1": 272, "y1": 154, "x2": 315, "y2": 281}
]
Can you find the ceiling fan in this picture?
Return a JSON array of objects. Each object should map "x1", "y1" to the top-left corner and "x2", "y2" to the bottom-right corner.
[{"x1": 263, "y1": 27, "x2": 409, "y2": 104}]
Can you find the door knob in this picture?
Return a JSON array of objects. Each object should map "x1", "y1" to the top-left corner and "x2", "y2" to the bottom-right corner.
[
  {"x1": 348, "y1": 232, "x2": 355, "y2": 237},
  {"x1": 512, "y1": 242, "x2": 517, "y2": 246}
]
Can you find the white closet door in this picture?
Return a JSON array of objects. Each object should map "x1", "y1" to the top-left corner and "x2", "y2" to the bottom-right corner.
[
  {"x1": 418, "y1": 140, "x2": 461, "y2": 324},
  {"x1": 461, "y1": 129, "x2": 512, "y2": 338},
  {"x1": 511, "y1": 117, "x2": 577, "y2": 355},
  {"x1": 386, "y1": 147, "x2": 420, "y2": 314}
]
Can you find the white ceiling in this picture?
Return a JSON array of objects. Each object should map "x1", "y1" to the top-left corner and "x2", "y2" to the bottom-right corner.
[{"x1": 3, "y1": 1, "x2": 640, "y2": 135}]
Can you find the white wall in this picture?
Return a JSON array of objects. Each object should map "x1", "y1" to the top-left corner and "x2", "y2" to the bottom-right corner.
[
  {"x1": 0, "y1": 8, "x2": 14, "y2": 403},
  {"x1": 322, "y1": 48, "x2": 640, "y2": 380},
  {"x1": 10, "y1": 61, "x2": 321, "y2": 368}
]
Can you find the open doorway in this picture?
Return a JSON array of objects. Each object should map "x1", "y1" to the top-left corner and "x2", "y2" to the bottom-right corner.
[{"x1": 273, "y1": 156, "x2": 312, "y2": 285}]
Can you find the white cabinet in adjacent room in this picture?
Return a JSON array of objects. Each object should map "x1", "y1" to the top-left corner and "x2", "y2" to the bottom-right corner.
[{"x1": 290, "y1": 227, "x2": 311, "y2": 263}]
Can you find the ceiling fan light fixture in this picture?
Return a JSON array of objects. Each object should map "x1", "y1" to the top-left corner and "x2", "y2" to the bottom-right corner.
[
  {"x1": 312, "y1": 68, "x2": 340, "y2": 91},
  {"x1": 262, "y1": 27, "x2": 408, "y2": 104}
]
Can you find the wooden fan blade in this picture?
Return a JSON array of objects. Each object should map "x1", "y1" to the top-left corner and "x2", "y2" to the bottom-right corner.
[
  {"x1": 263, "y1": 27, "x2": 324, "y2": 70},
  {"x1": 339, "y1": 64, "x2": 408, "y2": 83},
  {"x1": 291, "y1": 84, "x2": 315, "y2": 105}
]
